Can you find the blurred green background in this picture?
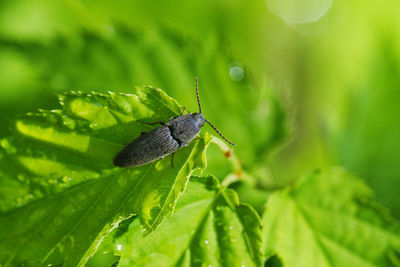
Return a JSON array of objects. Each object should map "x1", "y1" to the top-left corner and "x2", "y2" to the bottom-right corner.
[{"x1": 1, "y1": 0, "x2": 400, "y2": 227}]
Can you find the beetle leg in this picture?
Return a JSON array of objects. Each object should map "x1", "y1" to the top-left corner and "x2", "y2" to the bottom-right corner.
[
  {"x1": 136, "y1": 120, "x2": 165, "y2": 126},
  {"x1": 170, "y1": 107, "x2": 186, "y2": 120},
  {"x1": 179, "y1": 107, "x2": 186, "y2": 116},
  {"x1": 170, "y1": 153, "x2": 175, "y2": 168}
]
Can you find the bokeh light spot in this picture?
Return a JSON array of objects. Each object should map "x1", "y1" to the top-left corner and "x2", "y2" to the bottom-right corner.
[
  {"x1": 266, "y1": 0, "x2": 333, "y2": 24},
  {"x1": 229, "y1": 63, "x2": 244, "y2": 81}
]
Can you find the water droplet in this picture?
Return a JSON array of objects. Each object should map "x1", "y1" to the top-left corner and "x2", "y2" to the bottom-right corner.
[
  {"x1": 89, "y1": 122, "x2": 100, "y2": 130},
  {"x1": 62, "y1": 176, "x2": 72, "y2": 183},
  {"x1": 204, "y1": 240, "x2": 209, "y2": 244},
  {"x1": 62, "y1": 117, "x2": 76, "y2": 130},
  {"x1": 229, "y1": 62, "x2": 244, "y2": 81},
  {"x1": 48, "y1": 179, "x2": 58, "y2": 185},
  {"x1": 123, "y1": 103, "x2": 132, "y2": 113},
  {"x1": 229, "y1": 226, "x2": 233, "y2": 230},
  {"x1": 116, "y1": 244, "x2": 123, "y2": 251},
  {"x1": 92, "y1": 101, "x2": 104, "y2": 107}
]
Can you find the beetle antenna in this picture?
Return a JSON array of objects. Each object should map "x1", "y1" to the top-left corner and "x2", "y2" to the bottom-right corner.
[
  {"x1": 195, "y1": 76, "x2": 202, "y2": 114},
  {"x1": 205, "y1": 120, "x2": 236, "y2": 146}
]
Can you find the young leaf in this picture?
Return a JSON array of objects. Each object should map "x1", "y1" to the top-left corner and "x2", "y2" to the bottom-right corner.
[
  {"x1": 0, "y1": 86, "x2": 183, "y2": 210},
  {"x1": 0, "y1": 28, "x2": 288, "y2": 177},
  {"x1": 0, "y1": 87, "x2": 212, "y2": 266},
  {"x1": 115, "y1": 176, "x2": 263, "y2": 267},
  {"x1": 262, "y1": 167, "x2": 400, "y2": 267}
]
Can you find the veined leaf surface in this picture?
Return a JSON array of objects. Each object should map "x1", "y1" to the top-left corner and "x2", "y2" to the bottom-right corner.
[
  {"x1": 0, "y1": 87, "x2": 212, "y2": 266},
  {"x1": 115, "y1": 176, "x2": 263, "y2": 267},
  {"x1": 262, "y1": 167, "x2": 400, "y2": 267}
]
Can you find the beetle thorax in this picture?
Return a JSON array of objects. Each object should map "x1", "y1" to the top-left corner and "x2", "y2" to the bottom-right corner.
[{"x1": 167, "y1": 113, "x2": 205, "y2": 146}]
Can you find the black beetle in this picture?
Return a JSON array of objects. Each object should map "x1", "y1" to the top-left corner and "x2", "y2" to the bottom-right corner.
[{"x1": 113, "y1": 77, "x2": 235, "y2": 168}]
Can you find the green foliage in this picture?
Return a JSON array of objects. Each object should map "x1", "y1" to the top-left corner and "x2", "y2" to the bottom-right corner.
[
  {"x1": 0, "y1": 28, "x2": 288, "y2": 183},
  {"x1": 115, "y1": 176, "x2": 262, "y2": 267},
  {"x1": 335, "y1": 42, "x2": 400, "y2": 216},
  {"x1": 0, "y1": 87, "x2": 212, "y2": 266},
  {"x1": 262, "y1": 168, "x2": 400, "y2": 267},
  {"x1": 1, "y1": 85, "x2": 400, "y2": 266},
  {"x1": 1, "y1": 1, "x2": 400, "y2": 266}
]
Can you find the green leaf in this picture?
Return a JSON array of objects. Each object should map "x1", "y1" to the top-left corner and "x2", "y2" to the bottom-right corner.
[
  {"x1": 262, "y1": 167, "x2": 400, "y2": 267},
  {"x1": 0, "y1": 28, "x2": 288, "y2": 177},
  {"x1": 0, "y1": 87, "x2": 182, "y2": 209},
  {"x1": 0, "y1": 87, "x2": 212, "y2": 266},
  {"x1": 115, "y1": 176, "x2": 263, "y2": 267},
  {"x1": 335, "y1": 43, "x2": 400, "y2": 217}
]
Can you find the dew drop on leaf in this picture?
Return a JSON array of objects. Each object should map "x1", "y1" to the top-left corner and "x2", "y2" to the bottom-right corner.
[
  {"x1": 62, "y1": 176, "x2": 72, "y2": 183},
  {"x1": 123, "y1": 103, "x2": 132, "y2": 113},
  {"x1": 62, "y1": 117, "x2": 76, "y2": 130},
  {"x1": 89, "y1": 122, "x2": 99, "y2": 130}
]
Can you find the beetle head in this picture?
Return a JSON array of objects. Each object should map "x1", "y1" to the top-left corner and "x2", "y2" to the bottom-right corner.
[{"x1": 193, "y1": 113, "x2": 205, "y2": 127}]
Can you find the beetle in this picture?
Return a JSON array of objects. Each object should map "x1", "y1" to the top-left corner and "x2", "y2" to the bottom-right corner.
[{"x1": 113, "y1": 77, "x2": 235, "y2": 168}]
